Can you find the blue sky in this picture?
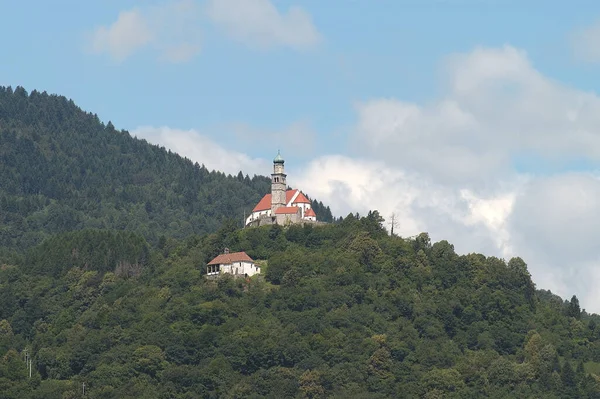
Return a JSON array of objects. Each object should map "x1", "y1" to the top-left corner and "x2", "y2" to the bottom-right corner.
[
  {"x1": 3, "y1": 0, "x2": 600, "y2": 164},
  {"x1": 4, "y1": 0, "x2": 600, "y2": 311}
]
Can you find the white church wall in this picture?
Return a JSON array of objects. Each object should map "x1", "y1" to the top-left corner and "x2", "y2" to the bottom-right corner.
[{"x1": 246, "y1": 209, "x2": 273, "y2": 225}]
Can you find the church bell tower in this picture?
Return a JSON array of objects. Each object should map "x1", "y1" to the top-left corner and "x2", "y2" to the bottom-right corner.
[{"x1": 271, "y1": 150, "x2": 286, "y2": 212}]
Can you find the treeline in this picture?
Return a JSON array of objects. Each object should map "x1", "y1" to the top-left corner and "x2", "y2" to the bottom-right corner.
[
  {"x1": 0, "y1": 86, "x2": 334, "y2": 252},
  {"x1": 0, "y1": 212, "x2": 599, "y2": 398}
]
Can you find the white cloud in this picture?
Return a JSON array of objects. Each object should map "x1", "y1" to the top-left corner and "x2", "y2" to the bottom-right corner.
[
  {"x1": 572, "y1": 19, "x2": 600, "y2": 64},
  {"x1": 132, "y1": 126, "x2": 269, "y2": 176},
  {"x1": 507, "y1": 173, "x2": 600, "y2": 304},
  {"x1": 88, "y1": 0, "x2": 202, "y2": 63},
  {"x1": 90, "y1": 9, "x2": 153, "y2": 62},
  {"x1": 205, "y1": 0, "x2": 320, "y2": 50},
  {"x1": 354, "y1": 46, "x2": 600, "y2": 187}
]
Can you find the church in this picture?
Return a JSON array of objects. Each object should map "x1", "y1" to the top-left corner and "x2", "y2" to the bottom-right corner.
[{"x1": 245, "y1": 151, "x2": 318, "y2": 227}]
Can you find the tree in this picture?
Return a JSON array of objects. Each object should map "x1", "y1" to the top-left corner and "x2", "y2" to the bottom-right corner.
[
  {"x1": 299, "y1": 370, "x2": 325, "y2": 399},
  {"x1": 388, "y1": 212, "x2": 399, "y2": 236},
  {"x1": 133, "y1": 345, "x2": 168, "y2": 378},
  {"x1": 0, "y1": 319, "x2": 14, "y2": 352},
  {"x1": 567, "y1": 295, "x2": 581, "y2": 319},
  {"x1": 561, "y1": 360, "x2": 576, "y2": 389}
]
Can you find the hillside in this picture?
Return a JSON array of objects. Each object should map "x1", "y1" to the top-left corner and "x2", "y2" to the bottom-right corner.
[
  {"x1": 1, "y1": 86, "x2": 598, "y2": 399},
  {"x1": 0, "y1": 86, "x2": 333, "y2": 251},
  {"x1": 1, "y1": 214, "x2": 600, "y2": 398}
]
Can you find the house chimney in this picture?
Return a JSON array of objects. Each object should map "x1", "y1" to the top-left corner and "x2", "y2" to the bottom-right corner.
[{"x1": 224, "y1": 248, "x2": 230, "y2": 254}]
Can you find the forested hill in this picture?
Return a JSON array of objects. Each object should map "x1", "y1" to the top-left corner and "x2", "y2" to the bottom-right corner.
[
  {"x1": 3, "y1": 85, "x2": 599, "y2": 399},
  {"x1": 1, "y1": 215, "x2": 599, "y2": 398},
  {"x1": 0, "y1": 86, "x2": 333, "y2": 250}
]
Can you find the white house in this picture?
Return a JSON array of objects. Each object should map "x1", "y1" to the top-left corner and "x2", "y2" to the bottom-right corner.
[{"x1": 206, "y1": 248, "x2": 260, "y2": 278}]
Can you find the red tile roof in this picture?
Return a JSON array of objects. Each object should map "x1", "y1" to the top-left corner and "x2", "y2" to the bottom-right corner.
[
  {"x1": 252, "y1": 189, "x2": 302, "y2": 212},
  {"x1": 305, "y1": 208, "x2": 316, "y2": 217},
  {"x1": 252, "y1": 194, "x2": 272, "y2": 212},
  {"x1": 207, "y1": 251, "x2": 254, "y2": 265},
  {"x1": 286, "y1": 190, "x2": 297, "y2": 203},
  {"x1": 275, "y1": 207, "x2": 301, "y2": 215},
  {"x1": 292, "y1": 191, "x2": 311, "y2": 204}
]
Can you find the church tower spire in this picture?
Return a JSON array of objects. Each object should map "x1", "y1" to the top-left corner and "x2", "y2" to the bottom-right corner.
[{"x1": 271, "y1": 150, "x2": 286, "y2": 212}]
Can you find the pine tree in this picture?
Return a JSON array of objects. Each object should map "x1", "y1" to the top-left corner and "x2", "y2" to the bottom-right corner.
[
  {"x1": 561, "y1": 360, "x2": 576, "y2": 390},
  {"x1": 567, "y1": 295, "x2": 581, "y2": 319}
]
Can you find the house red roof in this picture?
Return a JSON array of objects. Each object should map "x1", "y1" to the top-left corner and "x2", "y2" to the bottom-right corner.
[
  {"x1": 287, "y1": 190, "x2": 297, "y2": 203},
  {"x1": 275, "y1": 207, "x2": 301, "y2": 215},
  {"x1": 252, "y1": 194, "x2": 272, "y2": 212},
  {"x1": 305, "y1": 208, "x2": 316, "y2": 217},
  {"x1": 293, "y1": 191, "x2": 311, "y2": 204},
  {"x1": 252, "y1": 189, "x2": 305, "y2": 212},
  {"x1": 207, "y1": 251, "x2": 254, "y2": 265}
]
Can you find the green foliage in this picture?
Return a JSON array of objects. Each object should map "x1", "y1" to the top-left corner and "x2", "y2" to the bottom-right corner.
[
  {"x1": 0, "y1": 217, "x2": 599, "y2": 397},
  {"x1": 25, "y1": 229, "x2": 150, "y2": 277},
  {"x1": 0, "y1": 86, "x2": 332, "y2": 252},
  {"x1": 567, "y1": 295, "x2": 582, "y2": 319},
  {"x1": 1, "y1": 86, "x2": 599, "y2": 397}
]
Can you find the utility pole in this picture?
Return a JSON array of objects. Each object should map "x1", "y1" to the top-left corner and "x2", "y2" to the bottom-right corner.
[
  {"x1": 82, "y1": 382, "x2": 86, "y2": 396},
  {"x1": 21, "y1": 348, "x2": 35, "y2": 379},
  {"x1": 24, "y1": 348, "x2": 29, "y2": 377}
]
